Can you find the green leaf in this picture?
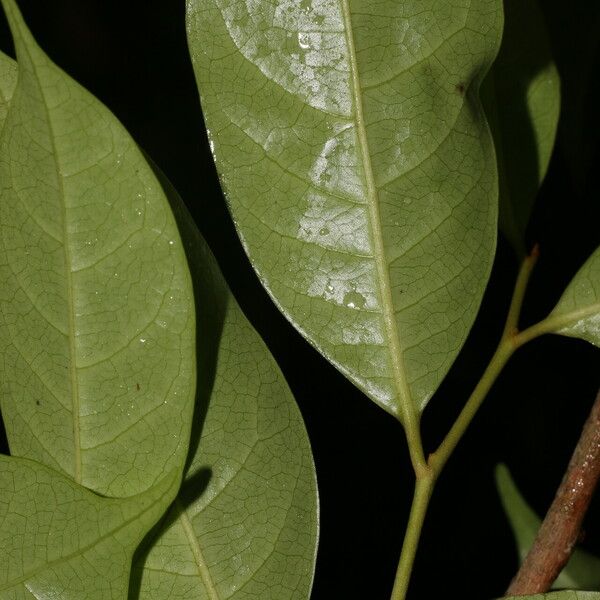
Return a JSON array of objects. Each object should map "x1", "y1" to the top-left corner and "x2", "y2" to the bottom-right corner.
[
  {"x1": 485, "y1": 0, "x2": 560, "y2": 255},
  {"x1": 0, "y1": 23, "x2": 317, "y2": 600},
  {"x1": 496, "y1": 464, "x2": 600, "y2": 591},
  {"x1": 502, "y1": 593, "x2": 600, "y2": 600},
  {"x1": 131, "y1": 168, "x2": 318, "y2": 599},
  {"x1": 0, "y1": 0, "x2": 195, "y2": 497},
  {"x1": 0, "y1": 455, "x2": 176, "y2": 598},
  {"x1": 548, "y1": 247, "x2": 600, "y2": 347},
  {"x1": 0, "y1": 49, "x2": 17, "y2": 131},
  {"x1": 186, "y1": 0, "x2": 503, "y2": 418}
]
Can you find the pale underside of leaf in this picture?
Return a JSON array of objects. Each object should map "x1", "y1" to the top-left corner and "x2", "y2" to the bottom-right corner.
[
  {"x1": 187, "y1": 0, "x2": 503, "y2": 418},
  {"x1": 550, "y1": 247, "x2": 600, "y2": 348},
  {"x1": 0, "y1": 26, "x2": 317, "y2": 600},
  {"x1": 132, "y1": 172, "x2": 318, "y2": 600},
  {"x1": 0, "y1": 50, "x2": 17, "y2": 130},
  {"x1": 0, "y1": 0, "x2": 195, "y2": 498},
  {"x1": 0, "y1": 456, "x2": 176, "y2": 599}
]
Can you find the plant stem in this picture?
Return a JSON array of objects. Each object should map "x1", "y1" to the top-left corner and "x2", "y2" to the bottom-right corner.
[
  {"x1": 430, "y1": 245, "x2": 539, "y2": 475},
  {"x1": 404, "y1": 416, "x2": 428, "y2": 476},
  {"x1": 430, "y1": 339, "x2": 515, "y2": 474},
  {"x1": 389, "y1": 474, "x2": 435, "y2": 600},
  {"x1": 503, "y1": 244, "x2": 539, "y2": 338},
  {"x1": 506, "y1": 387, "x2": 600, "y2": 595},
  {"x1": 389, "y1": 248, "x2": 541, "y2": 600},
  {"x1": 514, "y1": 302, "x2": 600, "y2": 347}
]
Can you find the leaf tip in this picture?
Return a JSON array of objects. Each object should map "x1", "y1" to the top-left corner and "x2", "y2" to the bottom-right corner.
[{"x1": 1, "y1": 0, "x2": 42, "y2": 66}]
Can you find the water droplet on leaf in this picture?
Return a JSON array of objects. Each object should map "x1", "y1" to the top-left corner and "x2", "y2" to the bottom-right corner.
[
  {"x1": 298, "y1": 33, "x2": 310, "y2": 50},
  {"x1": 343, "y1": 290, "x2": 366, "y2": 310}
]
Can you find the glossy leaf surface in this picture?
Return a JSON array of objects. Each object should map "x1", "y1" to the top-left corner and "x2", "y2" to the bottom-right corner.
[
  {"x1": 0, "y1": 0, "x2": 195, "y2": 497},
  {"x1": 549, "y1": 247, "x2": 600, "y2": 347},
  {"x1": 132, "y1": 171, "x2": 318, "y2": 599},
  {"x1": 0, "y1": 27, "x2": 317, "y2": 600},
  {"x1": 496, "y1": 464, "x2": 600, "y2": 590},
  {"x1": 486, "y1": 0, "x2": 560, "y2": 254},
  {"x1": 187, "y1": 0, "x2": 502, "y2": 418},
  {"x1": 0, "y1": 455, "x2": 175, "y2": 599}
]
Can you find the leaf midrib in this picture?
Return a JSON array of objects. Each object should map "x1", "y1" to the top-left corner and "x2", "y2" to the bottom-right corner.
[
  {"x1": 552, "y1": 302, "x2": 600, "y2": 333},
  {"x1": 340, "y1": 0, "x2": 415, "y2": 420},
  {"x1": 14, "y1": 16, "x2": 82, "y2": 482},
  {"x1": 176, "y1": 499, "x2": 221, "y2": 600}
]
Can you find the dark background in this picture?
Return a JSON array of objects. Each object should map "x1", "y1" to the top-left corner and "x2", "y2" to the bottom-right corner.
[{"x1": 0, "y1": 1, "x2": 598, "y2": 598}]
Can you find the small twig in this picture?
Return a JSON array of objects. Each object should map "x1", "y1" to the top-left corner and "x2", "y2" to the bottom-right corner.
[
  {"x1": 389, "y1": 475, "x2": 435, "y2": 600},
  {"x1": 506, "y1": 388, "x2": 600, "y2": 596},
  {"x1": 430, "y1": 245, "x2": 540, "y2": 476},
  {"x1": 390, "y1": 247, "x2": 544, "y2": 600}
]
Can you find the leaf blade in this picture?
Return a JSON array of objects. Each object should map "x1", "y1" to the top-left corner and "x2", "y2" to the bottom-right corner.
[
  {"x1": 0, "y1": 49, "x2": 16, "y2": 131},
  {"x1": 0, "y1": 0, "x2": 196, "y2": 497},
  {"x1": 486, "y1": 0, "x2": 560, "y2": 254},
  {"x1": 187, "y1": 0, "x2": 503, "y2": 416},
  {"x1": 548, "y1": 247, "x2": 600, "y2": 347},
  {"x1": 0, "y1": 455, "x2": 176, "y2": 599},
  {"x1": 132, "y1": 170, "x2": 319, "y2": 600}
]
